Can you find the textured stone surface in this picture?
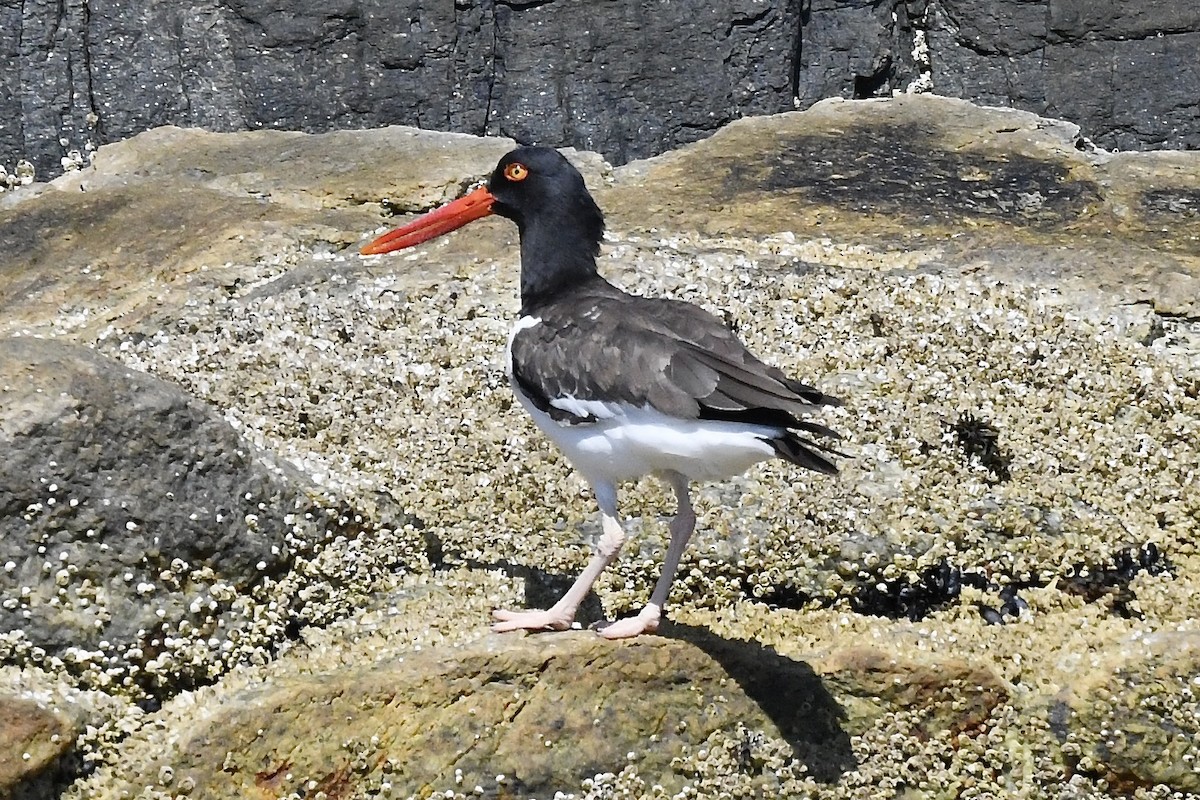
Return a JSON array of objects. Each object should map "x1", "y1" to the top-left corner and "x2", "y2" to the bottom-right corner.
[
  {"x1": 86, "y1": 631, "x2": 1011, "y2": 799},
  {"x1": 0, "y1": 99, "x2": 1197, "y2": 798},
  {"x1": 0, "y1": 0, "x2": 806, "y2": 180},
  {"x1": 3, "y1": 1, "x2": 1199, "y2": 185},
  {"x1": 927, "y1": 0, "x2": 1200, "y2": 151},
  {"x1": 1053, "y1": 631, "x2": 1200, "y2": 794},
  {"x1": 0, "y1": 337, "x2": 357, "y2": 695},
  {"x1": 0, "y1": 125, "x2": 515, "y2": 339},
  {"x1": 604, "y1": 95, "x2": 1200, "y2": 316},
  {"x1": 0, "y1": 695, "x2": 81, "y2": 800}
]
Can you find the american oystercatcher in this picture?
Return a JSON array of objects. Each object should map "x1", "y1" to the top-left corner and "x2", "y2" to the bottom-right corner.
[{"x1": 362, "y1": 146, "x2": 843, "y2": 638}]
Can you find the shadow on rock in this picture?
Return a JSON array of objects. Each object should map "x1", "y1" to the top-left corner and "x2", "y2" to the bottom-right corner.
[
  {"x1": 455, "y1": 555, "x2": 855, "y2": 781},
  {"x1": 660, "y1": 621, "x2": 855, "y2": 782}
]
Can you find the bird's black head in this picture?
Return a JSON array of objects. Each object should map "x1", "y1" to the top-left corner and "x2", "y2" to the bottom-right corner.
[
  {"x1": 359, "y1": 145, "x2": 608, "y2": 311},
  {"x1": 488, "y1": 147, "x2": 605, "y2": 245},
  {"x1": 487, "y1": 146, "x2": 607, "y2": 309}
]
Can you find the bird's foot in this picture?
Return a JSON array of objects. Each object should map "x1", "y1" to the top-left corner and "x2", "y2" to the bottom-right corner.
[
  {"x1": 492, "y1": 606, "x2": 576, "y2": 633},
  {"x1": 594, "y1": 605, "x2": 661, "y2": 639}
]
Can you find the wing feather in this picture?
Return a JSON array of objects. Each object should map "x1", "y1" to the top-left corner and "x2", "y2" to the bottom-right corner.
[{"x1": 510, "y1": 284, "x2": 839, "y2": 444}]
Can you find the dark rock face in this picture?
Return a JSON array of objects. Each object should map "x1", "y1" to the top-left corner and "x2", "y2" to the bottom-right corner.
[
  {"x1": 0, "y1": 337, "x2": 332, "y2": 694},
  {"x1": 927, "y1": 0, "x2": 1200, "y2": 151},
  {"x1": 794, "y1": 0, "x2": 925, "y2": 106},
  {"x1": 3, "y1": 1, "x2": 1196, "y2": 184},
  {"x1": 1, "y1": 1, "x2": 806, "y2": 179}
]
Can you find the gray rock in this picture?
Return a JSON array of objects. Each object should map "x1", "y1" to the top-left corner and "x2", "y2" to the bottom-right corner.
[
  {"x1": 0, "y1": 337, "x2": 337, "y2": 695},
  {"x1": 5, "y1": 1, "x2": 1199, "y2": 184},
  {"x1": 795, "y1": 0, "x2": 924, "y2": 105},
  {"x1": 926, "y1": 0, "x2": 1200, "y2": 151},
  {"x1": 1, "y1": 1, "x2": 805, "y2": 180},
  {"x1": 0, "y1": 100, "x2": 1197, "y2": 799}
]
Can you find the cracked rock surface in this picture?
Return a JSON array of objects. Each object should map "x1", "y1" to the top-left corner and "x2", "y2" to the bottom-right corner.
[{"x1": 5, "y1": 1, "x2": 1200, "y2": 183}]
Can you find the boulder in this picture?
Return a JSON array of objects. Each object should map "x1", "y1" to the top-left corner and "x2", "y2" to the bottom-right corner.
[
  {"x1": 0, "y1": 337, "x2": 346, "y2": 697},
  {"x1": 0, "y1": 125, "x2": 514, "y2": 339},
  {"x1": 604, "y1": 94, "x2": 1200, "y2": 317},
  {"x1": 90, "y1": 630, "x2": 1009, "y2": 799}
]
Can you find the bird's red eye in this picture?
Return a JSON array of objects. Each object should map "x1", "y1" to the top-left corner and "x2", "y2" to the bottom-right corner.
[{"x1": 504, "y1": 162, "x2": 529, "y2": 182}]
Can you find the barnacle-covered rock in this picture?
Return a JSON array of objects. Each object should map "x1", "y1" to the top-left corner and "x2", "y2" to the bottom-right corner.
[
  {"x1": 1, "y1": 95, "x2": 1198, "y2": 799},
  {"x1": 0, "y1": 337, "x2": 417, "y2": 700},
  {"x1": 1053, "y1": 631, "x2": 1200, "y2": 794}
]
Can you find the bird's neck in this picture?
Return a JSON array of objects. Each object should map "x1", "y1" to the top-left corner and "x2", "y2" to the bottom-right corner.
[{"x1": 517, "y1": 216, "x2": 604, "y2": 313}]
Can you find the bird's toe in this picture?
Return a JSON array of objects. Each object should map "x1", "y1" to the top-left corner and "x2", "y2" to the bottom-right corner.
[
  {"x1": 594, "y1": 610, "x2": 661, "y2": 639},
  {"x1": 492, "y1": 607, "x2": 575, "y2": 632}
]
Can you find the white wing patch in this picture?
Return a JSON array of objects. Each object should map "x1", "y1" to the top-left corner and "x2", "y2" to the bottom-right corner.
[
  {"x1": 548, "y1": 395, "x2": 623, "y2": 421},
  {"x1": 509, "y1": 314, "x2": 542, "y2": 341}
]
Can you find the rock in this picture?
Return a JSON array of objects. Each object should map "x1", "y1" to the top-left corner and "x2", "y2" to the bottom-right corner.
[
  {"x1": 100, "y1": 633, "x2": 831, "y2": 798},
  {"x1": 603, "y1": 94, "x2": 1200, "y2": 317},
  {"x1": 1, "y1": 1, "x2": 804, "y2": 181},
  {"x1": 1052, "y1": 631, "x2": 1200, "y2": 795},
  {"x1": 5, "y1": 1, "x2": 1200, "y2": 184},
  {"x1": 90, "y1": 629, "x2": 1011, "y2": 799},
  {"x1": 0, "y1": 695, "x2": 80, "y2": 800},
  {"x1": 926, "y1": 0, "x2": 1200, "y2": 151},
  {"x1": 0, "y1": 337, "x2": 349, "y2": 697},
  {"x1": 0, "y1": 100, "x2": 1197, "y2": 799},
  {"x1": 814, "y1": 645, "x2": 1008, "y2": 741},
  {"x1": 794, "y1": 0, "x2": 924, "y2": 105},
  {"x1": 0, "y1": 125, "x2": 514, "y2": 339}
]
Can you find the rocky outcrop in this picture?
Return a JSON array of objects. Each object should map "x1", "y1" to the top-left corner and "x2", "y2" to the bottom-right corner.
[
  {"x1": 84, "y1": 631, "x2": 1012, "y2": 799},
  {"x1": 0, "y1": 97, "x2": 1198, "y2": 798},
  {"x1": 1, "y1": 1, "x2": 804, "y2": 181},
  {"x1": 3, "y1": 1, "x2": 1199, "y2": 184},
  {"x1": 0, "y1": 125, "x2": 515, "y2": 339},
  {"x1": 0, "y1": 337, "x2": 375, "y2": 697},
  {"x1": 603, "y1": 95, "x2": 1200, "y2": 317},
  {"x1": 928, "y1": 0, "x2": 1200, "y2": 151}
]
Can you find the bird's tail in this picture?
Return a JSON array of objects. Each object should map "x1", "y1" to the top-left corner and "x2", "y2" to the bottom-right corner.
[
  {"x1": 783, "y1": 377, "x2": 843, "y2": 408},
  {"x1": 765, "y1": 426, "x2": 845, "y2": 475}
]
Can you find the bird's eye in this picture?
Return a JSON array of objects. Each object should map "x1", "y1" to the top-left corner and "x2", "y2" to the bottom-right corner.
[{"x1": 504, "y1": 162, "x2": 529, "y2": 182}]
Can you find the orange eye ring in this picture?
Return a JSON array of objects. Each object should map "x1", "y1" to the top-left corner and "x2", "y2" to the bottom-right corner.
[{"x1": 504, "y1": 162, "x2": 529, "y2": 182}]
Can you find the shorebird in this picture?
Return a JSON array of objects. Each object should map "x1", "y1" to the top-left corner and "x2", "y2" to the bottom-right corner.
[{"x1": 362, "y1": 146, "x2": 842, "y2": 638}]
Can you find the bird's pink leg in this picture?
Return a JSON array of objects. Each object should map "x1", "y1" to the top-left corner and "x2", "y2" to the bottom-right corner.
[
  {"x1": 597, "y1": 473, "x2": 695, "y2": 639},
  {"x1": 493, "y1": 483, "x2": 626, "y2": 632}
]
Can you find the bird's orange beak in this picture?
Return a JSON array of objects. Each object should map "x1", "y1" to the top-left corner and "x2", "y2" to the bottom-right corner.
[{"x1": 360, "y1": 185, "x2": 497, "y2": 255}]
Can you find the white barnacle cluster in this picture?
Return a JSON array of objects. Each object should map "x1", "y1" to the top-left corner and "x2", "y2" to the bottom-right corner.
[
  {"x1": 93, "y1": 236, "x2": 1199, "y2": 631},
  {"x1": 62, "y1": 227, "x2": 1196, "y2": 798},
  {"x1": 0, "y1": 159, "x2": 35, "y2": 191}
]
